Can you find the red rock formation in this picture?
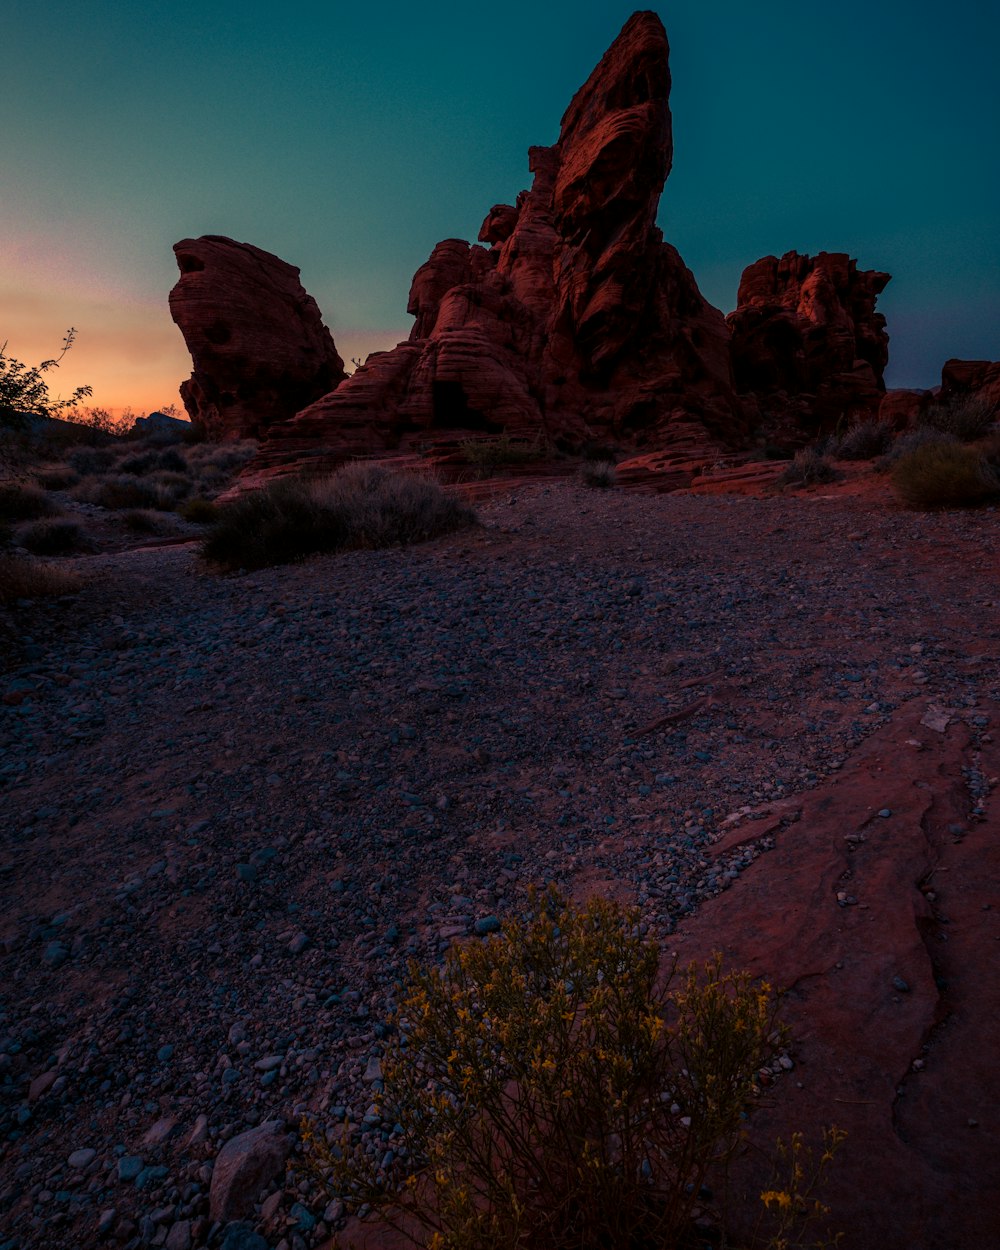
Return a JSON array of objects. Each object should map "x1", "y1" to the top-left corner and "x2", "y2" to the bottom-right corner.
[
  {"x1": 169, "y1": 236, "x2": 345, "y2": 441},
  {"x1": 878, "y1": 388, "x2": 932, "y2": 428},
  {"x1": 251, "y1": 11, "x2": 742, "y2": 479},
  {"x1": 677, "y1": 703, "x2": 1000, "y2": 1250},
  {"x1": 727, "y1": 251, "x2": 890, "y2": 432},
  {"x1": 938, "y1": 357, "x2": 1000, "y2": 413}
]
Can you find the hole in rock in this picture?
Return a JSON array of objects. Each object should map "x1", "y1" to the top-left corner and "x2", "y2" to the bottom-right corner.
[{"x1": 432, "y1": 381, "x2": 494, "y2": 431}]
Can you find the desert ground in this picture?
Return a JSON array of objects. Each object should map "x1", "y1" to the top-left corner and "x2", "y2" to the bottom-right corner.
[{"x1": 1, "y1": 471, "x2": 998, "y2": 1250}]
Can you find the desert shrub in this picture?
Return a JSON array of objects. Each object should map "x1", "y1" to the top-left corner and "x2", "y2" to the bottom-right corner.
[
  {"x1": 16, "y1": 518, "x2": 90, "y2": 555},
  {"x1": 460, "y1": 433, "x2": 546, "y2": 476},
  {"x1": 580, "y1": 458, "x2": 617, "y2": 488},
  {"x1": 33, "y1": 464, "x2": 79, "y2": 491},
  {"x1": 184, "y1": 439, "x2": 257, "y2": 472},
  {"x1": 779, "y1": 448, "x2": 839, "y2": 487},
  {"x1": 71, "y1": 474, "x2": 166, "y2": 510},
  {"x1": 0, "y1": 553, "x2": 82, "y2": 603},
  {"x1": 67, "y1": 445, "x2": 118, "y2": 475},
  {"x1": 121, "y1": 509, "x2": 170, "y2": 534},
  {"x1": 155, "y1": 447, "x2": 187, "y2": 473},
  {"x1": 203, "y1": 479, "x2": 349, "y2": 570},
  {"x1": 920, "y1": 395, "x2": 997, "y2": 442},
  {"x1": 0, "y1": 484, "x2": 61, "y2": 522},
  {"x1": 755, "y1": 1128, "x2": 847, "y2": 1249},
  {"x1": 830, "y1": 419, "x2": 894, "y2": 461},
  {"x1": 306, "y1": 889, "x2": 784, "y2": 1250},
  {"x1": 117, "y1": 450, "x2": 159, "y2": 475},
  {"x1": 203, "y1": 465, "x2": 476, "y2": 571},
  {"x1": 177, "y1": 497, "x2": 220, "y2": 524},
  {"x1": 892, "y1": 441, "x2": 998, "y2": 509},
  {"x1": 148, "y1": 470, "x2": 193, "y2": 503},
  {"x1": 874, "y1": 426, "x2": 955, "y2": 473}
]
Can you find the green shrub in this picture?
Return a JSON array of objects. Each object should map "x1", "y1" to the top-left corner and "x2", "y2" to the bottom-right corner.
[
  {"x1": 892, "y1": 441, "x2": 998, "y2": 509},
  {"x1": 0, "y1": 484, "x2": 61, "y2": 521},
  {"x1": 779, "y1": 448, "x2": 839, "y2": 487},
  {"x1": 306, "y1": 889, "x2": 784, "y2": 1250},
  {"x1": 178, "y1": 497, "x2": 220, "y2": 524},
  {"x1": 919, "y1": 395, "x2": 997, "y2": 442},
  {"x1": 203, "y1": 464, "x2": 476, "y2": 571},
  {"x1": 0, "y1": 553, "x2": 83, "y2": 603},
  {"x1": 460, "y1": 433, "x2": 546, "y2": 477},
  {"x1": 16, "y1": 518, "x2": 90, "y2": 555},
  {"x1": 830, "y1": 419, "x2": 894, "y2": 461},
  {"x1": 580, "y1": 458, "x2": 617, "y2": 488}
]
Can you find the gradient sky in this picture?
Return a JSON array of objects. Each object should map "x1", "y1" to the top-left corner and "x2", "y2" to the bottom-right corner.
[{"x1": 3, "y1": 0, "x2": 998, "y2": 414}]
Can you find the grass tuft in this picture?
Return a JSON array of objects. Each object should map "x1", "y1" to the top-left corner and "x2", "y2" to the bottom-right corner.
[
  {"x1": 779, "y1": 448, "x2": 839, "y2": 487},
  {"x1": 829, "y1": 419, "x2": 895, "y2": 461},
  {"x1": 580, "y1": 459, "x2": 617, "y2": 488}
]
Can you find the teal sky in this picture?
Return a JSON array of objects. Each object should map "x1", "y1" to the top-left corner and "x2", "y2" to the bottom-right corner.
[{"x1": 3, "y1": 0, "x2": 998, "y2": 409}]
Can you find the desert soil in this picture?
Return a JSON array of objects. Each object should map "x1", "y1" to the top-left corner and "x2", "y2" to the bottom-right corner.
[{"x1": 1, "y1": 480, "x2": 997, "y2": 1250}]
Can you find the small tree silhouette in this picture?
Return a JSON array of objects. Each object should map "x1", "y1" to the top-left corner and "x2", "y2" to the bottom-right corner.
[{"x1": 0, "y1": 328, "x2": 93, "y2": 431}]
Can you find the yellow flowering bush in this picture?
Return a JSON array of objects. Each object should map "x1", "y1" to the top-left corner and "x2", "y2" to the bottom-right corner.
[
  {"x1": 306, "y1": 888, "x2": 791, "y2": 1249},
  {"x1": 758, "y1": 1128, "x2": 847, "y2": 1250}
]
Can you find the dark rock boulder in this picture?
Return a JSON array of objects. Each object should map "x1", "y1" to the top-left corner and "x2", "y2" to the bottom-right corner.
[
  {"x1": 727, "y1": 250, "x2": 890, "y2": 433},
  {"x1": 169, "y1": 236, "x2": 345, "y2": 441}
]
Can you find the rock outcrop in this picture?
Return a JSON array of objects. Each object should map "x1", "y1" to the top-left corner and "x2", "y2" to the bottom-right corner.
[
  {"x1": 169, "y1": 236, "x2": 345, "y2": 441},
  {"x1": 937, "y1": 357, "x2": 1000, "y2": 413},
  {"x1": 727, "y1": 251, "x2": 890, "y2": 432},
  {"x1": 251, "y1": 11, "x2": 742, "y2": 478}
]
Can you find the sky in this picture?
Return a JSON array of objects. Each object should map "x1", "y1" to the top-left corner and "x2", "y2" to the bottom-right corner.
[{"x1": 3, "y1": 0, "x2": 998, "y2": 415}]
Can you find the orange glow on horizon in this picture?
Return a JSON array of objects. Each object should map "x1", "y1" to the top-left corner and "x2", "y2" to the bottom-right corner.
[{"x1": 2, "y1": 281, "x2": 410, "y2": 418}]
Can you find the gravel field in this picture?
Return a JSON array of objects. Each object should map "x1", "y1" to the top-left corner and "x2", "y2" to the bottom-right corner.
[{"x1": 1, "y1": 481, "x2": 997, "y2": 1249}]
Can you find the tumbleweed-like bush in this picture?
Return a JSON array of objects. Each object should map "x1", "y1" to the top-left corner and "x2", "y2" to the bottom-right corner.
[{"x1": 305, "y1": 889, "x2": 783, "y2": 1250}]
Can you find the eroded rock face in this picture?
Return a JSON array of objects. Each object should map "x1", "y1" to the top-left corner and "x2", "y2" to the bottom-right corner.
[
  {"x1": 254, "y1": 11, "x2": 742, "y2": 477},
  {"x1": 169, "y1": 236, "x2": 345, "y2": 441},
  {"x1": 727, "y1": 250, "x2": 890, "y2": 431}
]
